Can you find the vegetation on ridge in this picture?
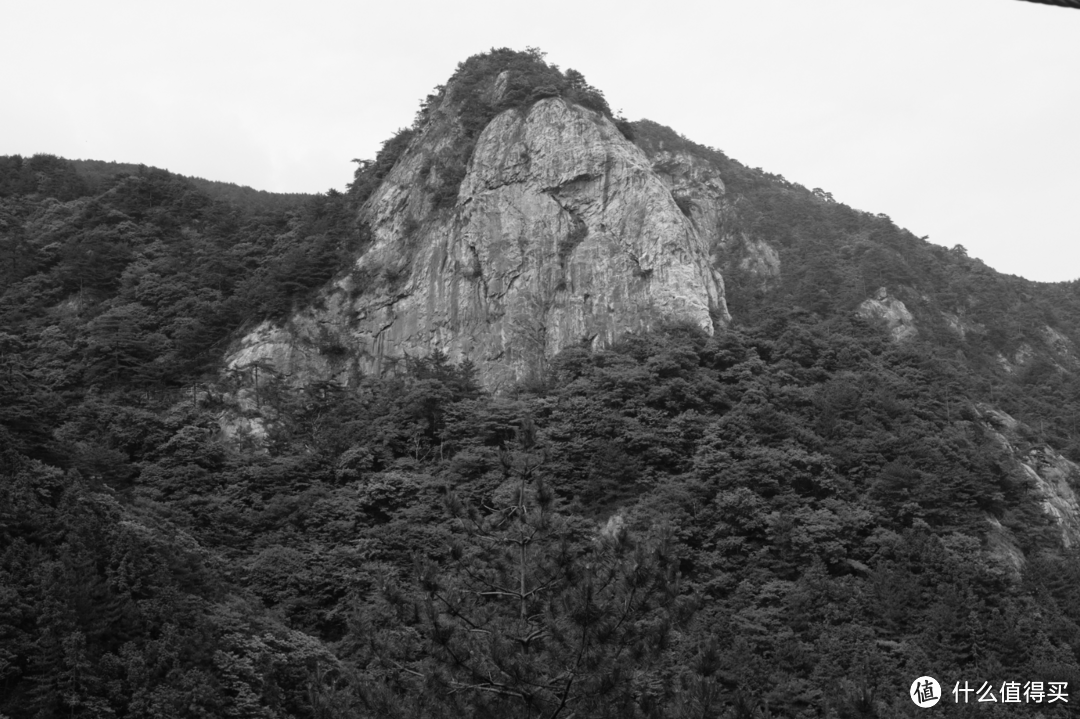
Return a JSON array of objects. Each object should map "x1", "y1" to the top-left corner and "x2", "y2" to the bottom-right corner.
[
  {"x1": 348, "y1": 47, "x2": 634, "y2": 210},
  {"x1": 0, "y1": 154, "x2": 359, "y2": 395}
]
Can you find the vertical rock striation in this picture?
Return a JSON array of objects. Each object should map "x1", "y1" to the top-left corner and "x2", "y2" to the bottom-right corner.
[{"x1": 228, "y1": 97, "x2": 729, "y2": 389}]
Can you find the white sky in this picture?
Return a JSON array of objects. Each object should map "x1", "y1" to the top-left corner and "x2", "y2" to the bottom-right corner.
[{"x1": 3, "y1": 0, "x2": 1078, "y2": 282}]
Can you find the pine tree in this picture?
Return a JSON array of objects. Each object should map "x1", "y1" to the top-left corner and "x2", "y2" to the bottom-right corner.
[{"x1": 359, "y1": 432, "x2": 682, "y2": 719}]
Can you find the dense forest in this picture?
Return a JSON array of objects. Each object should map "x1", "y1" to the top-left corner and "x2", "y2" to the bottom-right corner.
[{"x1": 3, "y1": 48, "x2": 1080, "y2": 718}]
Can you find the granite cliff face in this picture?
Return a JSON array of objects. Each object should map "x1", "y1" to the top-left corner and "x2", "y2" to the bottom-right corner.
[
  {"x1": 229, "y1": 91, "x2": 729, "y2": 389},
  {"x1": 646, "y1": 146, "x2": 780, "y2": 295}
]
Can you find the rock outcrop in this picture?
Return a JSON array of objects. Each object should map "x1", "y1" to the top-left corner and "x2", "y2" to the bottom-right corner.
[
  {"x1": 648, "y1": 149, "x2": 779, "y2": 290},
  {"x1": 978, "y1": 403, "x2": 1080, "y2": 548},
  {"x1": 228, "y1": 95, "x2": 729, "y2": 389},
  {"x1": 940, "y1": 311, "x2": 984, "y2": 341},
  {"x1": 649, "y1": 149, "x2": 726, "y2": 239},
  {"x1": 857, "y1": 287, "x2": 917, "y2": 342}
]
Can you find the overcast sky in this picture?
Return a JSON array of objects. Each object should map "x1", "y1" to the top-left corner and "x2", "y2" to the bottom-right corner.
[{"x1": 3, "y1": 0, "x2": 1077, "y2": 282}]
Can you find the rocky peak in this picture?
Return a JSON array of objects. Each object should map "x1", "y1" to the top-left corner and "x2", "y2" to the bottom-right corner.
[{"x1": 227, "y1": 53, "x2": 729, "y2": 390}]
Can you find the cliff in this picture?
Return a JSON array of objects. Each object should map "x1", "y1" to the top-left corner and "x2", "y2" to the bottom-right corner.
[{"x1": 228, "y1": 74, "x2": 729, "y2": 390}]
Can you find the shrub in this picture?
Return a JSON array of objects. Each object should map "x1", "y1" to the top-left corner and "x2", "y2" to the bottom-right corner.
[{"x1": 411, "y1": 49, "x2": 624, "y2": 209}]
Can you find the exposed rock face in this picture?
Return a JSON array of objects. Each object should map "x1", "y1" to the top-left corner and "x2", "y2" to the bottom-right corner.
[
  {"x1": 941, "y1": 311, "x2": 984, "y2": 341},
  {"x1": 1042, "y1": 325, "x2": 1078, "y2": 369},
  {"x1": 1021, "y1": 449, "x2": 1080, "y2": 547},
  {"x1": 649, "y1": 150, "x2": 779, "y2": 290},
  {"x1": 228, "y1": 321, "x2": 337, "y2": 383},
  {"x1": 650, "y1": 149, "x2": 726, "y2": 239},
  {"x1": 228, "y1": 98, "x2": 729, "y2": 389},
  {"x1": 857, "y1": 287, "x2": 917, "y2": 342},
  {"x1": 995, "y1": 345, "x2": 1038, "y2": 374},
  {"x1": 979, "y1": 404, "x2": 1080, "y2": 547}
]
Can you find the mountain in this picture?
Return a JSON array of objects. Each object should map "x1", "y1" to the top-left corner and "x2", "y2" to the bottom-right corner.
[
  {"x1": 3, "y1": 48, "x2": 1080, "y2": 718},
  {"x1": 228, "y1": 51, "x2": 728, "y2": 390},
  {"x1": 69, "y1": 159, "x2": 313, "y2": 215},
  {"x1": 0, "y1": 154, "x2": 313, "y2": 215}
]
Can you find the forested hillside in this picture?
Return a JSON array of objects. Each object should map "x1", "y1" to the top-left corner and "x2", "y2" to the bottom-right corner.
[
  {"x1": 632, "y1": 118, "x2": 1080, "y2": 462},
  {"x1": 3, "y1": 48, "x2": 1080, "y2": 718}
]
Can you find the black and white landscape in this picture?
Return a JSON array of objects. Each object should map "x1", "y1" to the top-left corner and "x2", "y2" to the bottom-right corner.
[{"x1": 3, "y1": 37, "x2": 1080, "y2": 718}]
